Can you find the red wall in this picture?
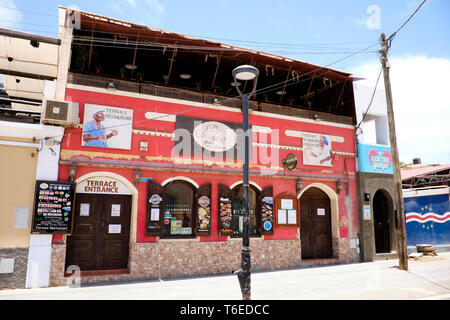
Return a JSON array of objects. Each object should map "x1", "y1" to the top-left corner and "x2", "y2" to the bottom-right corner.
[{"x1": 59, "y1": 88, "x2": 358, "y2": 243}]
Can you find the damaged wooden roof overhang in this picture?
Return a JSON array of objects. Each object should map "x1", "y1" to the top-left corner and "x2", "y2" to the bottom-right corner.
[{"x1": 70, "y1": 9, "x2": 357, "y2": 118}]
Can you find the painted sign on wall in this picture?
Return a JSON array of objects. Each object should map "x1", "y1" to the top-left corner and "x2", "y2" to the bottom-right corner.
[
  {"x1": 303, "y1": 133, "x2": 333, "y2": 167},
  {"x1": 358, "y1": 143, "x2": 393, "y2": 174},
  {"x1": 82, "y1": 104, "x2": 133, "y2": 150},
  {"x1": 404, "y1": 191, "x2": 450, "y2": 246},
  {"x1": 76, "y1": 177, "x2": 132, "y2": 195}
]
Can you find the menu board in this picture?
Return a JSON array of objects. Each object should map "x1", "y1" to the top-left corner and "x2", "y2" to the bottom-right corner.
[
  {"x1": 275, "y1": 193, "x2": 299, "y2": 228},
  {"x1": 261, "y1": 196, "x2": 273, "y2": 233},
  {"x1": 197, "y1": 196, "x2": 211, "y2": 234},
  {"x1": 219, "y1": 197, "x2": 233, "y2": 235},
  {"x1": 31, "y1": 180, "x2": 75, "y2": 234}
]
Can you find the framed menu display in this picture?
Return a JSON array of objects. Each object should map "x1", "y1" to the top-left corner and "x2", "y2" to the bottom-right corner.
[
  {"x1": 218, "y1": 184, "x2": 233, "y2": 236},
  {"x1": 274, "y1": 193, "x2": 299, "y2": 228},
  {"x1": 31, "y1": 180, "x2": 76, "y2": 234},
  {"x1": 260, "y1": 186, "x2": 274, "y2": 235},
  {"x1": 196, "y1": 183, "x2": 212, "y2": 236}
]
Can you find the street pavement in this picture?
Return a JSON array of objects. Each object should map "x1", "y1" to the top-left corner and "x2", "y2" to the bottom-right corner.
[{"x1": 1, "y1": 253, "x2": 449, "y2": 300}]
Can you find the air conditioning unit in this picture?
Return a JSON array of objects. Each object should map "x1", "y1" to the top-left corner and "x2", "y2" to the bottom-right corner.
[{"x1": 41, "y1": 99, "x2": 80, "y2": 127}]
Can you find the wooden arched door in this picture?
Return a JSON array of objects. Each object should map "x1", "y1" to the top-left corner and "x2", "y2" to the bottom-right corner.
[{"x1": 300, "y1": 187, "x2": 332, "y2": 259}]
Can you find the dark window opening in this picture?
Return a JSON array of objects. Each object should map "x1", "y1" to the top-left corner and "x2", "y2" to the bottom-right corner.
[{"x1": 163, "y1": 181, "x2": 196, "y2": 237}]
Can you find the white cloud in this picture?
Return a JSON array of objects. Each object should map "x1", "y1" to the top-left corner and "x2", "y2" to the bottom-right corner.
[
  {"x1": 350, "y1": 55, "x2": 450, "y2": 165},
  {"x1": 0, "y1": 0, "x2": 22, "y2": 29},
  {"x1": 146, "y1": 0, "x2": 164, "y2": 14}
]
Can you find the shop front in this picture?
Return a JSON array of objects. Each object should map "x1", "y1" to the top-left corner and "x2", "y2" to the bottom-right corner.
[
  {"x1": 357, "y1": 143, "x2": 398, "y2": 261},
  {"x1": 46, "y1": 83, "x2": 359, "y2": 286}
]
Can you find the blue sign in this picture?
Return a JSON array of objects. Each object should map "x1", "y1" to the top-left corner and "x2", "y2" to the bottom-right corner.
[
  {"x1": 263, "y1": 221, "x2": 272, "y2": 231},
  {"x1": 358, "y1": 144, "x2": 393, "y2": 174}
]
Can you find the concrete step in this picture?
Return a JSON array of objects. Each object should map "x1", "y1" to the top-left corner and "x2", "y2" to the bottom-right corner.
[{"x1": 373, "y1": 252, "x2": 398, "y2": 261}]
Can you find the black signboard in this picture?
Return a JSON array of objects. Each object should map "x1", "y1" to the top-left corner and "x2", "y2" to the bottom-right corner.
[
  {"x1": 31, "y1": 180, "x2": 76, "y2": 234},
  {"x1": 175, "y1": 116, "x2": 252, "y2": 161}
]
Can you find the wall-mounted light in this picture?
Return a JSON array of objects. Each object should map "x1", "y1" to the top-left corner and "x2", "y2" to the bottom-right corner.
[
  {"x1": 69, "y1": 163, "x2": 77, "y2": 182},
  {"x1": 296, "y1": 178, "x2": 304, "y2": 194},
  {"x1": 134, "y1": 168, "x2": 141, "y2": 187},
  {"x1": 336, "y1": 179, "x2": 343, "y2": 194}
]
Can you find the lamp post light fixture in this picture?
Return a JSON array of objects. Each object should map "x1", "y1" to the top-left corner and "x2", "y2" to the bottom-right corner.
[{"x1": 232, "y1": 64, "x2": 259, "y2": 301}]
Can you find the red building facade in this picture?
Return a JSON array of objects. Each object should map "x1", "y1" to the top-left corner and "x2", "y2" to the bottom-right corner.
[
  {"x1": 48, "y1": 8, "x2": 360, "y2": 286},
  {"x1": 49, "y1": 83, "x2": 358, "y2": 286}
]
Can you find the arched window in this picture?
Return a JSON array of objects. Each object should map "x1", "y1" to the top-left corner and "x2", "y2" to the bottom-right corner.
[
  {"x1": 231, "y1": 185, "x2": 260, "y2": 237},
  {"x1": 163, "y1": 181, "x2": 196, "y2": 237}
]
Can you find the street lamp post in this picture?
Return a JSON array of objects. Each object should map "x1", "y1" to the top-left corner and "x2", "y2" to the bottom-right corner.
[{"x1": 232, "y1": 65, "x2": 259, "y2": 300}]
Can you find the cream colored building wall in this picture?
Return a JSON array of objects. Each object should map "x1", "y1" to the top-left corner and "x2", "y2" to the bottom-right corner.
[{"x1": 0, "y1": 144, "x2": 38, "y2": 247}]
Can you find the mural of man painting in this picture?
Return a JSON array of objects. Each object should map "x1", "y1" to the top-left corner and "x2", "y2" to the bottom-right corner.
[{"x1": 82, "y1": 110, "x2": 118, "y2": 147}]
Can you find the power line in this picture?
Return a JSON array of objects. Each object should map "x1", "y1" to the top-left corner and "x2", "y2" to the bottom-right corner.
[
  {"x1": 70, "y1": 39, "x2": 379, "y2": 55},
  {"x1": 0, "y1": 4, "x2": 58, "y2": 18},
  {"x1": 387, "y1": 0, "x2": 427, "y2": 42},
  {"x1": 42, "y1": 40, "x2": 379, "y2": 141},
  {"x1": 0, "y1": 4, "x2": 377, "y2": 51},
  {"x1": 355, "y1": 67, "x2": 383, "y2": 130}
]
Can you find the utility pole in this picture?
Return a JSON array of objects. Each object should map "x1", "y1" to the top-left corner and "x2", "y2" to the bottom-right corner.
[{"x1": 380, "y1": 33, "x2": 408, "y2": 270}]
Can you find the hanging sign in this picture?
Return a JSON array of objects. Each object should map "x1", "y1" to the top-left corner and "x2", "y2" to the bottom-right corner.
[
  {"x1": 358, "y1": 144, "x2": 393, "y2": 174},
  {"x1": 282, "y1": 153, "x2": 298, "y2": 170},
  {"x1": 32, "y1": 180, "x2": 75, "y2": 234}
]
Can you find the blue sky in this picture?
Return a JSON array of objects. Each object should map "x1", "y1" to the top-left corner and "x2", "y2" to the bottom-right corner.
[{"x1": 1, "y1": 0, "x2": 449, "y2": 164}]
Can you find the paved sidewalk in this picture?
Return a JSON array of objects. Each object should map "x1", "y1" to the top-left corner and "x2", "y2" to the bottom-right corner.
[{"x1": 1, "y1": 253, "x2": 449, "y2": 300}]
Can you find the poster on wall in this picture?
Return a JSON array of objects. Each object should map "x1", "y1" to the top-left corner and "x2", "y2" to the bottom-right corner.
[
  {"x1": 219, "y1": 197, "x2": 233, "y2": 235},
  {"x1": 82, "y1": 104, "x2": 133, "y2": 150},
  {"x1": 31, "y1": 180, "x2": 76, "y2": 234},
  {"x1": 302, "y1": 133, "x2": 333, "y2": 167},
  {"x1": 261, "y1": 196, "x2": 273, "y2": 233}
]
